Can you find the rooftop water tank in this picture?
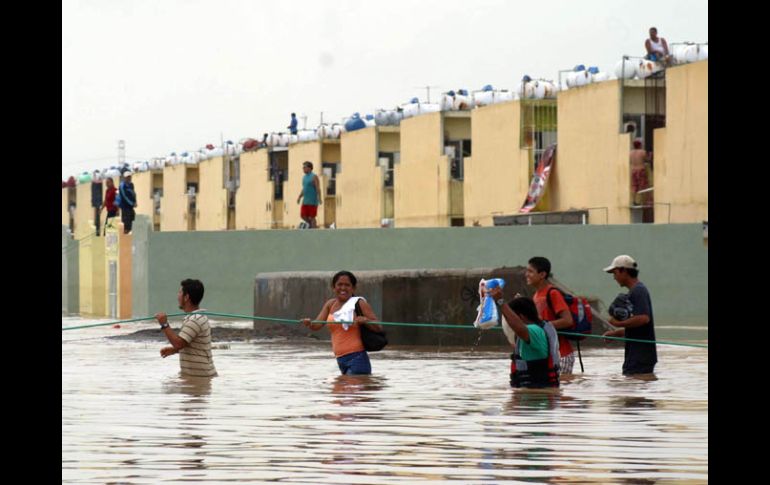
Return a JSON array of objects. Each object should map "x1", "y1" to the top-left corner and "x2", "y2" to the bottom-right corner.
[{"x1": 614, "y1": 59, "x2": 638, "y2": 79}]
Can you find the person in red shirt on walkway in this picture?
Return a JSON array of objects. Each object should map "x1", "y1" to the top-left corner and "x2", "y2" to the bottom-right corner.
[{"x1": 101, "y1": 177, "x2": 119, "y2": 235}]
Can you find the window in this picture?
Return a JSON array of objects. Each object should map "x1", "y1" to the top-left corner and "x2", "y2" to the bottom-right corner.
[
  {"x1": 322, "y1": 162, "x2": 338, "y2": 196},
  {"x1": 378, "y1": 152, "x2": 398, "y2": 188},
  {"x1": 445, "y1": 140, "x2": 470, "y2": 180},
  {"x1": 269, "y1": 152, "x2": 288, "y2": 200}
]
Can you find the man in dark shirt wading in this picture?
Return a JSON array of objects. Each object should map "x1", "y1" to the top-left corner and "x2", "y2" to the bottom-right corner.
[{"x1": 602, "y1": 255, "x2": 658, "y2": 376}]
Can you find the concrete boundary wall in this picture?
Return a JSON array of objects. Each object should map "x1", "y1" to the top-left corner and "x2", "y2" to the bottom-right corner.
[{"x1": 135, "y1": 222, "x2": 707, "y2": 332}]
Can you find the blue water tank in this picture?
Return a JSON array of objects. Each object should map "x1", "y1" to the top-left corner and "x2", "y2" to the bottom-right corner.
[
  {"x1": 482, "y1": 84, "x2": 493, "y2": 92},
  {"x1": 574, "y1": 64, "x2": 586, "y2": 72},
  {"x1": 410, "y1": 97, "x2": 419, "y2": 104},
  {"x1": 588, "y1": 66, "x2": 599, "y2": 74},
  {"x1": 344, "y1": 116, "x2": 366, "y2": 132}
]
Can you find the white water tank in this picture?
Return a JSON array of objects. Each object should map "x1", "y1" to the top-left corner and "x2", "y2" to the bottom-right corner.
[
  {"x1": 329, "y1": 124, "x2": 343, "y2": 139},
  {"x1": 574, "y1": 70, "x2": 590, "y2": 86},
  {"x1": 698, "y1": 44, "x2": 708, "y2": 61},
  {"x1": 495, "y1": 90, "x2": 514, "y2": 103},
  {"x1": 614, "y1": 59, "x2": 638, "y2": 79},
  {"x1": 453, "y1": 94, "x2": 472, "y2": 110},
  {"x1": 402, "y1": 102, "x2": 420, "y2": 118},
  {"x1": 419, "y1": 103, "x2": 441, "y2": 114},
  {"x1": 565, "y1": 71, "x2": 578, "y2": 88},
  {"x1": 637, "y1": 59, "x2": 663, "y2": 78},
  {"x1": 440, "y1": 94, "x2": 454, "y2": 111},
  {"x1": 673, "y1": 44, "x2": 689, "y2": 64},
  {"x1": 374, "y1": 110, "x2": 390, "y2": 126},
  {"x1": 473, "y1": 91, "x2": 495, "y2": 107},
  {"x1": 683, "y1": 44, "x2": 699, "y2": 63},
  {"x1": 266, "y1": 133, "x2": 279, "y2": 147},
  {"x1": 592, "y1": 72, "x2": 610, "y2": 82},
  {"x1": 298, "y1": 129, "x2": 318, "y2": 142}
]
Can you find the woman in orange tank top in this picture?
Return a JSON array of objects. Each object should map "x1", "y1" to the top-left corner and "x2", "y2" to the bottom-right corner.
[{"x1": 301, "y1": 271, "x2": 383, "y2": 375}]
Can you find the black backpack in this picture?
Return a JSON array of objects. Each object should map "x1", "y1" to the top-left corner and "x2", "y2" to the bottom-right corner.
[{"x1": 354, "y1": 300, "x2": 388, "y2": 352}]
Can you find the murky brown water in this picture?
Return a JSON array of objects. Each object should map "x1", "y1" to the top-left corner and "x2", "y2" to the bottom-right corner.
[{"x1": 63, "y1": 317, "x2": 708, "y2": 483}]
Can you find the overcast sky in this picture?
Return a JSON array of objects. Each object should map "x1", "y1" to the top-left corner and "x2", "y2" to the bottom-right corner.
[{"x1": 62, "y1": 0, "x2": 708, "y2": 179}]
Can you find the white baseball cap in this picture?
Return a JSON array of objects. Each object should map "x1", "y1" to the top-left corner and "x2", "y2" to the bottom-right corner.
[
  {"x1": 123, "y1": 170, "x2": 133, "y2": 177},
  {"x1": 603, "y1": 255, "x2": 638, "y2": 272}
]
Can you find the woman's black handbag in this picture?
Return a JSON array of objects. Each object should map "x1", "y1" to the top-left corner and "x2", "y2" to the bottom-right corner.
[{"x1": 355, "y1": 300, "x2": 388, "y2": 351}]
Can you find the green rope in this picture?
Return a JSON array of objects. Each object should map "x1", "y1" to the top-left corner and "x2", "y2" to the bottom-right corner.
[
  {"x1": 61, "y1": 313, "x2": 187, "y2": 331},
  {"x1": 60, "y1": 310, "x2": 708, "y2": 349}
]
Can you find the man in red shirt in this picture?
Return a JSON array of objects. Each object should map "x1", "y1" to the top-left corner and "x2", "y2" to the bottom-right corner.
[
  {"x1": 527, "y1": 257, "x2": 576, "y2": 375},
  {"x1": 101, "y1": 177, "x2": 119, "y2": 235}
]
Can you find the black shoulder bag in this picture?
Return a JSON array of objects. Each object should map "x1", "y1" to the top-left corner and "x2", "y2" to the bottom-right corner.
[{"x1": 355, "y1": 300, "x2": 388, "y2": 352}]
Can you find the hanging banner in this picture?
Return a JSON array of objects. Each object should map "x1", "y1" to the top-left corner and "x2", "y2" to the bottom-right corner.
[{"x1": 520, "y1": 144, "x2": 557, "y2": 213}]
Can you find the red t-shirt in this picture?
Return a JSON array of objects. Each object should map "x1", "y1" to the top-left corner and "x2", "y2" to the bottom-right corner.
[
  {"x1": 104, "y1": 186, "x2": 117, "y2": 211},
  {"x1": 533, "y1": 284, "x2": 573, "y2": 357}
]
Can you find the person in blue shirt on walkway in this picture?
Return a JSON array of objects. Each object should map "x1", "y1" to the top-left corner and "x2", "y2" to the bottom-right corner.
[
  {"x1": 119, "y1": 170, "x2": 137, "y2": 234},
  {"x1": 287, "y1": 113, "x2": 298, "y2": 135},
  {"x1": 297, "y1": 161, "x2": 322, "y2": 228}
]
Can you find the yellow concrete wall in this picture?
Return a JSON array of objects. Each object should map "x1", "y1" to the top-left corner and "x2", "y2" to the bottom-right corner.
[
  {"x1": 444, "y1": 115, "x2": 472, "y2": 140},
  {"x1": 552, "y1": 80, "x2": 632, "y2": 224},
  {"x1": 287, "y1": 142, "x2": 322, "y2": 228},
  {"x1": 464, "y1": 101, "x2": 530, "y2": 226},
  {"x1": 337, "y1": 127, "x2": 383, "y2": 228},
  {"x1": 197, "y1": 157, "x2": 228, "y2": 231},
  {"x1": 78, "y1": 236, "x2": 92, "y2": 314},
  {"x1": 62, "y1": 189, "x2": 69, "y2": 227},
  {"x1": 322, "y1": 143, "x2": 341, "y2": 164},
  {"x1": 236, "y1": 150, "x2": 270, "y2": 229},
  {"x1": 655, "y1": 60, "x2": 708, "y2": 223},
  {"x1": 103, "y1": 226, "x2": 120, "y2": 317},
  {"x1": 623, "y1": 85, "x2": 649, "y2": 114},
  {"x1": 91, "y1": 235, "x2": 106, "y2": 316},
  {"x1": 151, "y1": 172, "x2": 163, "y2": 230},
  {"x1": 78, "y1": 235, "x2": 105, "y2": 315},
  {"x1": 379, "y1": 131, "x2": 400, "y2": 153},
  {"x1": 132, "y1": 171, "x2": 154, "y2": 220},
  {"x1": 74, "y1": 183, "x2": 95, "y2": 238},
  {"x1": 118, "y1": 230, "x2": 132, "y2": 318},
  {"x1": 161, "y1": 164, "x2": 189, "y2": 231},
  {"x1": 395, "y1": 112, "x2": 450, "y2": 227},
  {"x1": 320, "y1": 141, "x2": 341, "y2": 227}
]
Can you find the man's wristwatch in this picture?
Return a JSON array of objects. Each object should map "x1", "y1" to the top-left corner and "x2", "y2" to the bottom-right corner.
[
  {"x1": 496, "y1": 299, "x2": 506, "y2": 306},
  {"x1": 160, "y1": 323, "x2": 169, "y2": 330}
]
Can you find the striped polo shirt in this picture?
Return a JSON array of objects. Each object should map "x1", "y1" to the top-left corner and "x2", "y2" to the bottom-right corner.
[{"x1": 178, "y1": 310, "x2": 217, "y2": 377}]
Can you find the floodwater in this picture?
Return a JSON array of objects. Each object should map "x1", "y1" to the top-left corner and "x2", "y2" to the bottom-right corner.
[{"x1": 62, "y1": 317, "x2": 708, "y2": 484}]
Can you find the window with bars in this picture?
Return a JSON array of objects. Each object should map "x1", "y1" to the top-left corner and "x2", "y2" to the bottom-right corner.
[{"x1": 520, "y1": 100, "x2": 557, "y2": 168}]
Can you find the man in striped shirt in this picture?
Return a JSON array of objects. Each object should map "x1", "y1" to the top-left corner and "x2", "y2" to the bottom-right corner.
[{"x1": 155, "y1": 279, "x2": 218, "y2": 378}]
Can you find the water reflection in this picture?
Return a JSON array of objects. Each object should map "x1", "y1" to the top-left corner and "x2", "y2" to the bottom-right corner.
[
  {"x1": 62, "y1": 325, "x2": 708, "y2": 483},
  {"x1": 504, "y1": 388, "x2": 563, "y2": 412},
  {"x1": 159, "y1": 376, "x2": 213, "y2": 472},
  {"x1": 329, "y1": 374, "x2": 387, "y2": 404}
]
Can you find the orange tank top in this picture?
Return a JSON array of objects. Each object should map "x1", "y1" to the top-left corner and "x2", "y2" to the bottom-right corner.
[{"x1": 327, "y1": 313, "x2": 365, "y2": 357}]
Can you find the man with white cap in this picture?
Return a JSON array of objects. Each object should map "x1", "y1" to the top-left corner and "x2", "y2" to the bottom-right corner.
[
  {"x1": 119, "y1": 170, "x2": 137, "y2": 234},
  {"x1": 602, "y1": 255, "x2": 657, "y2": 375}
]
